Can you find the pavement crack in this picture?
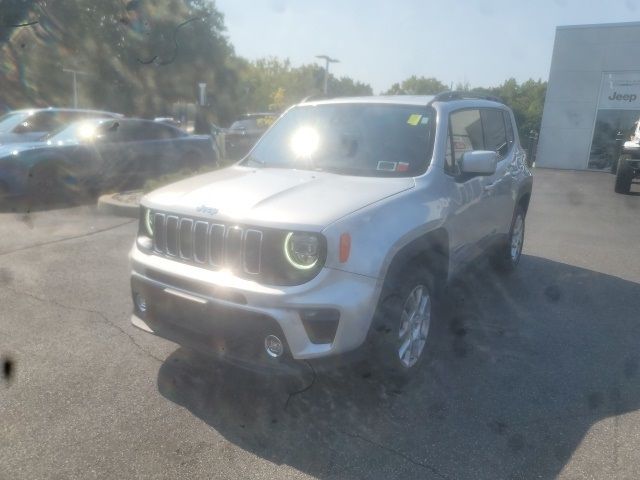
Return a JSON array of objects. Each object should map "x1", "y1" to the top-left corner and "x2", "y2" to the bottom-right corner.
[
  {"x1": 0, "y1": 219, "x2": 136, "y2": 257},
  {"x1": 336, "y1": 429, "x2": 449, "y2": 479},
  {"x1": 4, "y1": 287, "x2": 164, "y2": 364}
]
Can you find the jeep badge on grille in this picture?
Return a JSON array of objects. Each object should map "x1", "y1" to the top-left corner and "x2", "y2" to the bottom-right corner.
[{"x1": 196, "y1": 205, "x2": 218, "y2": 216}]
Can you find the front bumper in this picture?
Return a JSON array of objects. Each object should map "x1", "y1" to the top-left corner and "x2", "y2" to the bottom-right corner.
[{"x1": 129, "y1": 244, "x2": 380, "y2": 362}]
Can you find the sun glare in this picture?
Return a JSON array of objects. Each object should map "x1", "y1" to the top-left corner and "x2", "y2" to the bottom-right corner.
[
  {"x1": 290, "y1": 126, "x2": 319, "y2": 158},
  {"x1": 77, "y1": 123, "x2": 97, "y2": 140}
]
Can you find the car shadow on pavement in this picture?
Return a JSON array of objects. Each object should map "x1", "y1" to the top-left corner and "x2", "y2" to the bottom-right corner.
[{"x1": 156, "y1": 255, "x2": 640, "y2": 479}]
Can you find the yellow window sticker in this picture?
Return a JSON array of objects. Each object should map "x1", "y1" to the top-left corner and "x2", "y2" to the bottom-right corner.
[{"x1": 407, "y1": 114, "x2": 422, "y2": 126}]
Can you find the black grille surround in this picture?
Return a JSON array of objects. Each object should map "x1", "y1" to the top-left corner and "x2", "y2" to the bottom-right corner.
[{"x1": 143, "y1": 210, "x2": 326, "y2": 286}]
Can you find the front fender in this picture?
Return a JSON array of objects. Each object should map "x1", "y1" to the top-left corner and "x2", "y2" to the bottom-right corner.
[{"x1": 322, "y1": 174, "x2": 448, "y2": 281}]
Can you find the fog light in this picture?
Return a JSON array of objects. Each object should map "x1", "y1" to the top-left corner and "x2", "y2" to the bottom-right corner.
[
  {"x1": 134, "y1": 293, "x2": 147, "y2": 313},
  {"x1": 136, "y1": 236, "x2": 153, "y2": 251},
  {"x1": 264, "y1": 335, "x2": 284, "y2": 358}
]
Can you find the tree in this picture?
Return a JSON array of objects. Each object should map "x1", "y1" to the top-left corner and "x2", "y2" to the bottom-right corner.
[
  {"x1": 384, "y1": 76, "x2": 447, "y2": 95},
  {"x1": 0, "y1": 0, "x2": 243, "y2": 124},
  {"x1": 233, "y1": 57, "x2": 372, "y2": 116}
]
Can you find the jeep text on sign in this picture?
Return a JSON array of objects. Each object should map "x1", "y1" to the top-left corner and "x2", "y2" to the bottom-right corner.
[{"x1": 599, "y1": 72, "x2": 640, "y2": 110}]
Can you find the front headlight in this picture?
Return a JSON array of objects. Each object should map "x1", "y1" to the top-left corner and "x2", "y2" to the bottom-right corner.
[
  {"x1": 284, "y1": 232, "x2": 320, "y2": 270},
  {"x1": 144, "y1": 208, "x2": 154, "y2": 237}
]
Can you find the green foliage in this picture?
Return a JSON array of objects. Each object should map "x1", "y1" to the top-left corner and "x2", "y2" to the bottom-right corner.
[
  {"x1": 233, "y1": 57, "x2": 372, "y2": 114},
  {"x1": 0, "y1": 0, "x2": 241, "y2": 124},
  {"x1": 384, "y1": 76, "x2": 448, "y2": 95}
]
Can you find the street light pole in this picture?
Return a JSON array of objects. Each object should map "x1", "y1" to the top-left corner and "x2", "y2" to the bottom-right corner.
[
  {"x1": 315, "y1": 55, "x2": 339, "y2": 95},
  {"x1": 62, "y1": 68, "x2": 90, "y2": 108}
]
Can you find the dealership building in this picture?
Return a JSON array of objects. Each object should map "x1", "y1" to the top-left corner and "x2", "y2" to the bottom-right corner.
[{"x1": 537, "y1": 21, "x2": 640, "y2": 171}]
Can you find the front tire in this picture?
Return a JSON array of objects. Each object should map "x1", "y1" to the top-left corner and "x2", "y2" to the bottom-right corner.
[
  {"x1": 370, "y1": 267, "x2": 435, "y2": 380},
  {"x1": 615, "y1": 155, "x2": 633, "y2": 194},
  {"x1": 491, "y1": 204, "x2": 525, "y2": 272}
]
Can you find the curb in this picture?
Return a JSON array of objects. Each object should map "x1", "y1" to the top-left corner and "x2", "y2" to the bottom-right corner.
[{"x1": 97, "y1": 191, "x2": 141, "y2": 218}]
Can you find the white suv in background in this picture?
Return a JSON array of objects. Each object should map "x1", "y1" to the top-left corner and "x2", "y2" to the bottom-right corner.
[{"x1": 129, "y1": 93, "x2": 533, "y2": 377}]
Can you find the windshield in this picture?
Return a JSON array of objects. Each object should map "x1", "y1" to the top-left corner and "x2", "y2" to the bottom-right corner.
[
  {"x1": 243, "y1": 104, "x2": 435, "y2": 177},
  {"x1": 0, "y1": 112, "x2": 30, "y2": 133}
]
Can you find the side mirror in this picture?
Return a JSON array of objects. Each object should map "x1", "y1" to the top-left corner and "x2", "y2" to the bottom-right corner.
[{"x1": 460, "y1": 150, "x2": 498, "y2": 175}]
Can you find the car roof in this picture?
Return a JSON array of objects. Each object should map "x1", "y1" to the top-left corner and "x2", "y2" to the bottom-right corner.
[
  {"x1": 67, "y1": 117, "x2": 186, "y2": 133},
  {"x1": 299, "y1": 95, "x2": 436, "y2": 107},
  {"x1": 9, "y1": 108, "x2": 123, "y2": 117},
  {"x1": 298, "y1": 93, "x2": 509, "y2": 109},
  {"x1": 72, "y1": 117, "x2": 171, "y2": 126}
]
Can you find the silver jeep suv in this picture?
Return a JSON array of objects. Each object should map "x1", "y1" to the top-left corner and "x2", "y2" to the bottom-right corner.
[{"x1": 130, "y1": 93, "x2": 533, "y2": 376}]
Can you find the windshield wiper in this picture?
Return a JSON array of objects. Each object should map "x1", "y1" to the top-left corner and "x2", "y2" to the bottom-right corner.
[{"x1": 312, "y1": 165, "x2": 370, "y2": 175}]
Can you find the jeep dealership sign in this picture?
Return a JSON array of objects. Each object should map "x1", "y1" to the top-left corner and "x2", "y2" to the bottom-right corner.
[{"x1": 598, "y1": 72, "x2": 640, "y2": 110}]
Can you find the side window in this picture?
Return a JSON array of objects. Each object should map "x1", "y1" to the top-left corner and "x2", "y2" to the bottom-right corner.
[
  {"x1": 133, "y1": 123, "x2": 179, "y2": 141},
  {"x1": 18, "y1": 111, "x2": 59, "y2": 132},
  {"x1": 481, "y1": 109, "x2": 508, "y2": 158},
  {"x1": 447, "y1": 109, "x2": 483, "y2": 173},
  {"x1": 503, "y1": 111, "x2": 515, "y2": 148},
  {"x1": 97, "y1": 120, "x2": 126, "y2": 142}
]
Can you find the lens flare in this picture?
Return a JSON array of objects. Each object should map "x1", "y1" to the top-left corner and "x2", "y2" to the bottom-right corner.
[
  {"x1": 77, "y1": 123, "x2": 97, "y2": 140},
  {"x1": 290, "y1": 126, "x2": 319, "y2": 158}
]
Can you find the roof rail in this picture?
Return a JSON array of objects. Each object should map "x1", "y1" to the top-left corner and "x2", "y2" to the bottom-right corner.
[
  {"x1": 431, "y1": 91, "x2": 504, "y2": 104},
  {"x1": 300, "y1": 94, "x2": 331, "y2": 103},
  {"x1": 432, "y1": 91, "x2": 464, "y2": 102}
]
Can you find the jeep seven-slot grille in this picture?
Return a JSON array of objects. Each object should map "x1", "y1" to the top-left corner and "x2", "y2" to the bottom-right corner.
[{"x1": 152, "y1": 213, "x2": 263, "y2": 275}]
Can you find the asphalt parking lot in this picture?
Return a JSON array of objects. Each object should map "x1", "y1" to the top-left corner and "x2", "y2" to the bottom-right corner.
[{"x1": 1, "y1": 168, "x2": 639, "y2": 480}]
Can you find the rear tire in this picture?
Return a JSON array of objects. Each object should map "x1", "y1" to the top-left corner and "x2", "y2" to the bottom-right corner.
[
  {"x1": 369, "y1": 267, "x2": 435, "y2": 382},
  {"x1": 491, "y1": 204, "x2": 525, "y2": 272},
  {"x1": 615, "y1": 155, "x2": 633, "y2": 194}
]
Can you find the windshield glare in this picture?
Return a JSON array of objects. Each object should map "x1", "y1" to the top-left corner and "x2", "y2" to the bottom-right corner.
[
  {"x1": 243, "y1": 104, "x2": 434, "y2": 177},
  {"x1": 46, "y1": 120, "x2": 107, "y2": 143}
]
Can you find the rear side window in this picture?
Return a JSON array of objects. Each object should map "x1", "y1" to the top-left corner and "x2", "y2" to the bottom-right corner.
[
  {"x1": 504, "y1": 111, "x2": 515, "y2": 147},
  {"x1": 481, "y1": 109, "x2": 508, "y2": 157},
  {"x1": 136, "y1": 123, "x2": 182, "y2": 140}
]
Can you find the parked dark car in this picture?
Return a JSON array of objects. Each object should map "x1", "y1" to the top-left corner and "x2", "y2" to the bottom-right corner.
[
  {"x1": 0, "y1": 108, "x2": 122, "y2": 145},
  {"x1": 0, "y1": 117, "x2": 219, "y2": 199},
  {"x1": 224, "y1": 113, "x2": 276, "y2": 160}
]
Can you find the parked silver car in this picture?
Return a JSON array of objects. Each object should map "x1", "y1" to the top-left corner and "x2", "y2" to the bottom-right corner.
[{"x1": 130, "y1": 93, "x2": 533, "y2": 377}]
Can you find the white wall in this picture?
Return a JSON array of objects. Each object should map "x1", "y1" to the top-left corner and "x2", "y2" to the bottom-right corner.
[{"x1": 537, "y1": 23, "x2": 640, "y2": 169}]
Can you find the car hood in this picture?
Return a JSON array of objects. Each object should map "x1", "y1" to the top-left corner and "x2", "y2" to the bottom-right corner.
[
  {"x1": 0, "y1": 141, "x2": 47, "y2": 159},
  {"x1": 143, "y1": 166, "x2": 415, "y2": 230},
  {"x1": 0, "y1": 132, "x2": 45, "y2": 145}
]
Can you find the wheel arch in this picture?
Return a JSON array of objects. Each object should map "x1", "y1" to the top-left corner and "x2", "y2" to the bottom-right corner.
[
  {"x1": 516, "y1": 182, "x2": 533, "y2": 215},
  {"x1": 382, "y1": 227, "x2": 450, "y2": 293}
]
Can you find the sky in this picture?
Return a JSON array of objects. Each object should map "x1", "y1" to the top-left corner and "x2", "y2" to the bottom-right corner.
[{"x1": 214, "y1": 0, "x2": 640, "y2": 93}]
